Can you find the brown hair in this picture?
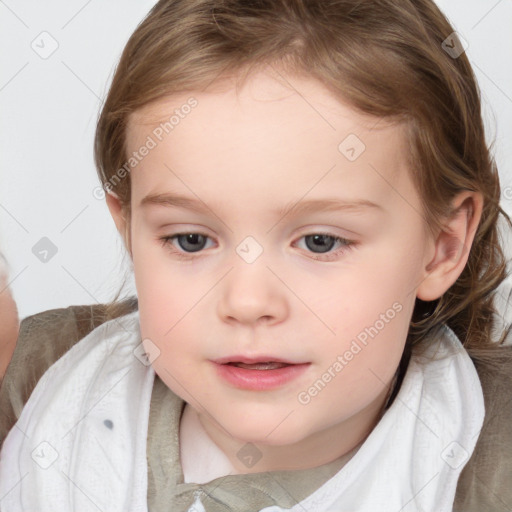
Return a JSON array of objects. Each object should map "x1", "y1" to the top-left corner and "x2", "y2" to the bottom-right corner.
[{"x1": 94, "y1": 0, "x2": 512, "y2": 377}]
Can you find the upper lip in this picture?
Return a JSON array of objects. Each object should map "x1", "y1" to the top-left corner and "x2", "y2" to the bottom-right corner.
[{"x1": 213, "y1": 355, "x2": 306, "y2": 365}]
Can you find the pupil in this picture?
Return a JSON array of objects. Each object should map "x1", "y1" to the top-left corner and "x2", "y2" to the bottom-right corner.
[
  {"x1": 179, "y1": 233, "x2": 205, "y2": 252},
  {"x1": 306, "y1": 234, "x2": 334, "y2": 254}
]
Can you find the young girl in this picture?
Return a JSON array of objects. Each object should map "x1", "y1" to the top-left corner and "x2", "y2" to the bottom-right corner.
[{"x1": 1, "y1": 1, "x2": 511, "y2": 511}]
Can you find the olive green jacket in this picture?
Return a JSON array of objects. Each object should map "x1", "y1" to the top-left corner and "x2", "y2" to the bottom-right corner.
[{"x1": 1, "y1": 302, "x2": 511, "y2": 511}]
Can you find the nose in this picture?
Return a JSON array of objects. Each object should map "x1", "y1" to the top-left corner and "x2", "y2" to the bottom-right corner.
[{"x1": 216, "y1": 257, "x2": 289, "y2": 326}]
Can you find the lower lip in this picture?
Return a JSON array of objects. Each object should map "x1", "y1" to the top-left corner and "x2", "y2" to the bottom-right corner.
[{"x1": 213, "y1": 362, "x2": 310, "y2": 390}]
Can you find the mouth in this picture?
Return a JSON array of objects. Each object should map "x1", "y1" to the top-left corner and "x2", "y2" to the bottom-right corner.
[
  {"x1": 224, "y1": 361, "x2": 293, "y2": 370},
  {"x1": 212, "y1": 356, "x2": 310, "y2": 390},
  {"x1": 213, "y1": 354, "x2": 301, "y2": 366}
]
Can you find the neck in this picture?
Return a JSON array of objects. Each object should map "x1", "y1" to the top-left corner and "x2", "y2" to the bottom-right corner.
[{"x1": 188, "y1": 385, "x2": 391, "y2": 475}]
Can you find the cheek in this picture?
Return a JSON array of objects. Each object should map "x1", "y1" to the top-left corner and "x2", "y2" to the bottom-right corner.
[
  {"x1": 132, "y1": 248, "x2": 207, "y2": 363},
  {"x1": 131, "y1": 231, "x2": 187, "y2": 323},
  {"x1": 302, "y1": 308, "x2": 408, "y2": 426},
  {"x1": 136, "y1": 269, "x2": 201, "y2": 343},
  {"x1": 308, "y1": 251, "x2": 416, "y2": 405},
  {"x1": 315, "y1": 253, "x2": 418, "y2": 345}
]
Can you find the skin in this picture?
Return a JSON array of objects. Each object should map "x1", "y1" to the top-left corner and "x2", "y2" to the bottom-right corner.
[
  {"x1": 107, "y1": 66, "x2": 483, "y2": 474},
  {"x1": 0, "y1": 273, "x2": 20, "y2": 381}
]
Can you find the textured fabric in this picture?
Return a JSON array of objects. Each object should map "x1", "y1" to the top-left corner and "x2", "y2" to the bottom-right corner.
[
  {"x1": 147, "y1": 376, "x2": 360, "y2": 512},
  {"x1": 0, "y1": 311, "x2": 154, "y2": 512},
  {"x1": 0, "y1": 303, "x2": 113, "y2": 445},
  {"x1": 452, "y1": 348, "x2": 512, "y2": 511},
  {"x1": 0, "y1": 308, "x2": 357, "y2": 512},
  {"x1": 0, "y1": 303, "x2": 511, "y2": 511},
  {"x1": 0, "y1": 311, "x2": 484, "y2": 511}
]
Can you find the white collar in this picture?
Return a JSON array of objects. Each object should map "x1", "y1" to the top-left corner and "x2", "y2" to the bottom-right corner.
[{"x1": 264, "y1": 323, "x2": 485, "y2": 512}]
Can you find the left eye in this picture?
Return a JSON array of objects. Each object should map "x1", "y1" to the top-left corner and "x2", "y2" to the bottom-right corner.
[
  {"x1": 294, "y1": 234, "x2": 354, "y2": 261},
  {"x1": 298, "y1": 234, "x2": 344, "y2": 254},
  {"x1": 159, "y1": 232, "x2": 354, "y2": 261}
]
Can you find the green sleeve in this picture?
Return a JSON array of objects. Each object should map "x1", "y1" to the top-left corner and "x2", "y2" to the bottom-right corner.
[
  {"x1": 453, "y1": 348, "x2": 512, "y2": 511},
  {"x1": 0, "y1": 302, "x2": 131, "y2": 450}
]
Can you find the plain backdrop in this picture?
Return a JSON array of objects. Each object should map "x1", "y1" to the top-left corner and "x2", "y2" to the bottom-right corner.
[{"x1": 1, "y1": 0, "x2": 511, "y2": 324}]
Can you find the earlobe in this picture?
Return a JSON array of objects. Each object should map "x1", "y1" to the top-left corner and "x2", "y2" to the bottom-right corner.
[{"x1": 416, "y1": 191, "x2": 483, "y2": 302}]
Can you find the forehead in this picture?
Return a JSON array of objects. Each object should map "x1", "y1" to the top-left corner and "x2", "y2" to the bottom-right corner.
[
  {"x1": 125, "y1": 69, "x2": 417, "y2": 214},
  {"x1": 128, "y1": 69, "x2": 402, "y2": 141}
]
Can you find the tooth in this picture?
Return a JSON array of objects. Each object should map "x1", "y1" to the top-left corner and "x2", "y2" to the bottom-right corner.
[{"x1": 232, "y1": 362, "x2": 289, "y2": 370}]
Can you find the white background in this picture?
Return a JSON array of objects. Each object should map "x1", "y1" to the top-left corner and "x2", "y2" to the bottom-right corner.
[{"x1": 1, "y1": 0, "x2": 511, "y2": 321}]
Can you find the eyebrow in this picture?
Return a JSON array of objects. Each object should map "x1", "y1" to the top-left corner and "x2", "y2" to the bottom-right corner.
[{"x1": 140, "y1": 193, "x2": 383, "y2": 217}]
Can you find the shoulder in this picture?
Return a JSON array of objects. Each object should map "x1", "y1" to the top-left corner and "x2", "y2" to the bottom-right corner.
[
  {"x1": 0, "y1": 298, "x2": 138, "y2": 450},
  {"x1": 454, "y1": 346, "x2": 512, "y2": 511}
]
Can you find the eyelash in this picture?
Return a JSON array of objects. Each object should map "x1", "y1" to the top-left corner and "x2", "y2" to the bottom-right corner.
[{"x1": 158, "y1": 231, "x2": 355, "y2": 262}]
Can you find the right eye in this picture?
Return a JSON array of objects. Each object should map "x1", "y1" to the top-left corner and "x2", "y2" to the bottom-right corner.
[{"x1": 159, "y1": 232, "x2": 215, "y2": 258}]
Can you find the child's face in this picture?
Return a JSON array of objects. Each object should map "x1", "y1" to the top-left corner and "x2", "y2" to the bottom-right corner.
[{"x1": 123, "y1": 69, "x2": 435, "y2": 458}]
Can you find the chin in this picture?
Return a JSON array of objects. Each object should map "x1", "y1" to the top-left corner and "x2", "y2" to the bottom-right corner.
[{"x1": 225, "y1": 417, "x2": 311, "y2": 447}]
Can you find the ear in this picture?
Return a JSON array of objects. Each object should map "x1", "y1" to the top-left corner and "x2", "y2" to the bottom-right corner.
[
  {"x1": 416, "y1": 190, "x2": 483, "y2": 301},
  {"x1": 105, "y1": 191, "x2": 132, "y2": 256}
]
